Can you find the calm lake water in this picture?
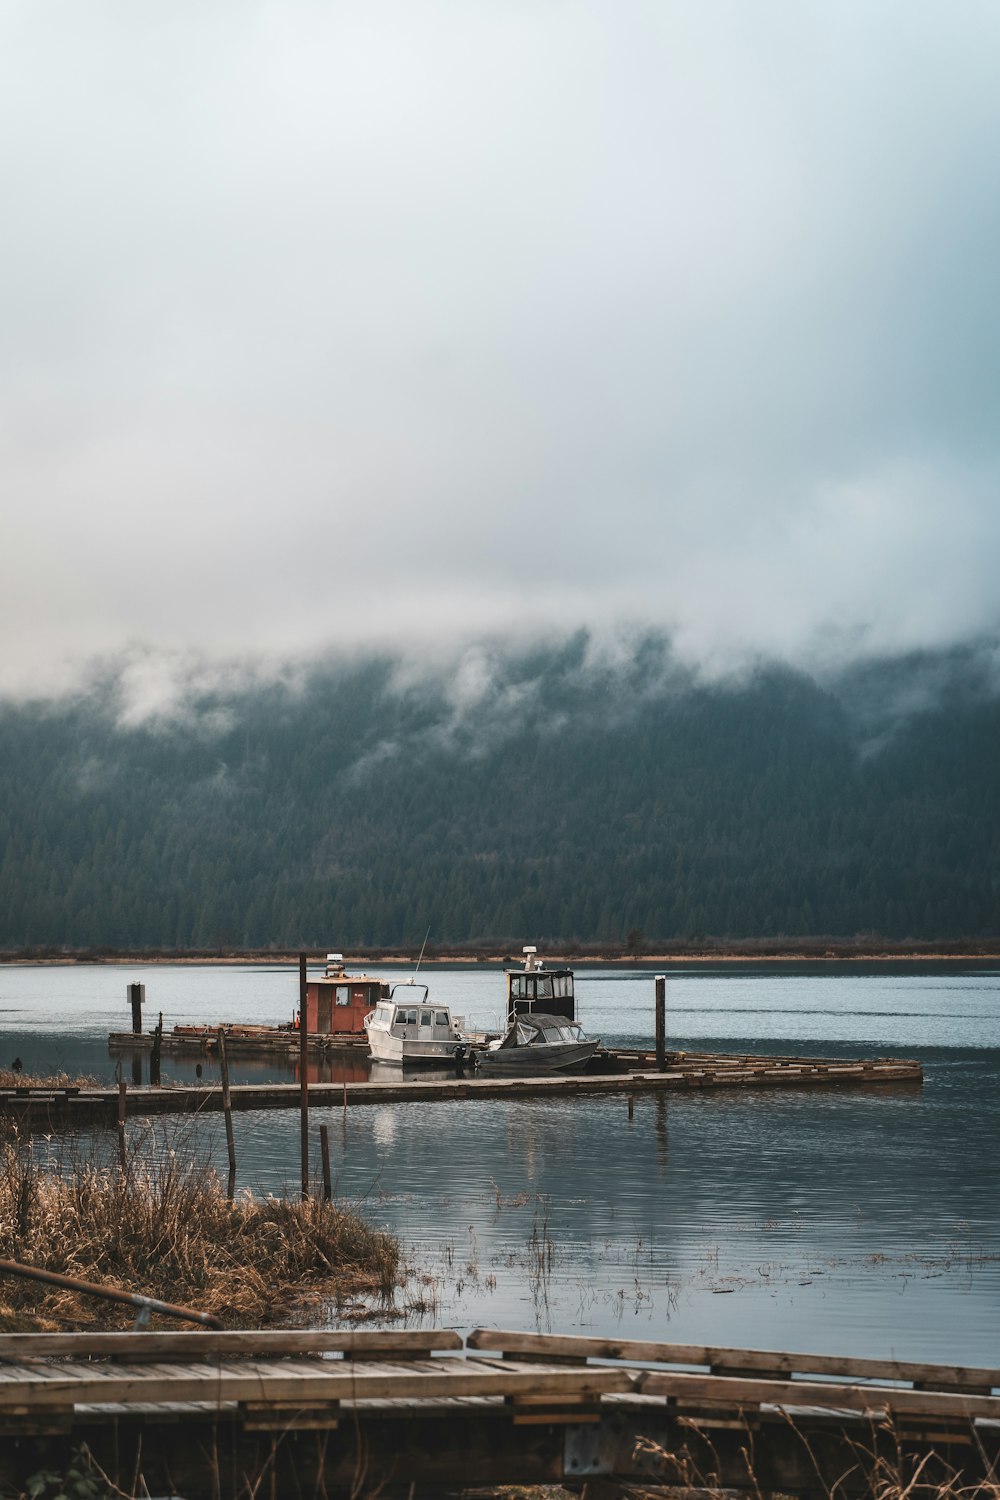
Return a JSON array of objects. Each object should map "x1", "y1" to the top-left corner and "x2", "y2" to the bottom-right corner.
[{"x1": 1, "y1": 960, "x2": 998, "y2": 1365}]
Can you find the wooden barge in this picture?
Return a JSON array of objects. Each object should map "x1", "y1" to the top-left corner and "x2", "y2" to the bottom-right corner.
[{"x1": 109, "y1": 953, "x2": 387, "y2": 1057}]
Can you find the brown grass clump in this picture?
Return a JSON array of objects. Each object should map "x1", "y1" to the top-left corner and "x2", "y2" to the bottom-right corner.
[
  {"x1": 0, "y1": 1068, "x2": 98, "y2": 1090},
  {"x1": 634, "y1": 1411, "x2": 1000, "y2": 1500},
  {"x1": 0, "y1": 1136, "x2": 400, "y2": 1330}
]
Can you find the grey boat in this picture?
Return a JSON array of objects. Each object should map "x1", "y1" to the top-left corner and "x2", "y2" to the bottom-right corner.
[{"x1": 472, "y1": 1012, "x2": 600, "y2": 1074}]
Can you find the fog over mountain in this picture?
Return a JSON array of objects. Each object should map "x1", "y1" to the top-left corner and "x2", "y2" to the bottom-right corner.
[
  {"x1": 2, "y1": 5, "x2": 998, "y2": 945},
  {"x1": 2, "y1": 2, "x2": 1000, "y2": 700},
  {"x1": 0, "y1": 635, "x2": 997, "y2": 948}
]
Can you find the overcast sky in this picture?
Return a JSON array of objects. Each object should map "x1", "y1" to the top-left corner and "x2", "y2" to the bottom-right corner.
[{"x1": 2, "y1": 0, "x2": 999, "y2": 701}]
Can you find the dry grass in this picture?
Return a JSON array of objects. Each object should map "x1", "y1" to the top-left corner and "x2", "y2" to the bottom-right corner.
[
  {"x1": 0, "y1": 1134, "x2": 399, "y2": 1330},
  {"x1": 634, "y1": 1410, "x2": 1000, "y2": 1500},
  {"x1": 0, "y1": 1067, "x2": 98, "y2": 1090}
]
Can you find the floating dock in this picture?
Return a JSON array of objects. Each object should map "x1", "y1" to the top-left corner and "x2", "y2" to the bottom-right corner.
[
  {"x1": 0, "y1": 1326, "x2": 994, "y2": 1497},
  {"x1": 1, "y1": 1050, "x2": 921, "y2": 1128}
]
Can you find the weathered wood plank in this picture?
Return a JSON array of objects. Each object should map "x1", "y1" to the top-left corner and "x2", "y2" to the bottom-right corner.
[
  {"x1": 0, "y1": 1328, "x2": 462, "y2": 1361},
  {"x1": 465, "y1": 1330, "x2": 999, "y2": 1391},
  {"x1": 634, "y1": 1370, "x2": 1000, "y2": 1420},
  {"x1": 0, "y1": 1355, "x2": 633, "y2": 1410}
]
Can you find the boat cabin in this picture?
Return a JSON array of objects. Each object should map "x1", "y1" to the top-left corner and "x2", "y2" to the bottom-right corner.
[
  {"x1": 364, "y1": 983, "x2": 468, "y2": 1064},
  {"x1": 303, "y1": 954, "x2": 390, "y2": 1036},
  {"x1": 504, "y1": 946, "x2": 575, "y2": 1022}
]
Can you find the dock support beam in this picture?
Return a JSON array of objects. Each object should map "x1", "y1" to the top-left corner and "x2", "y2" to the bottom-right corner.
[{"x1": 655, "y1": 974, "x2": 666, "y2": 1071}]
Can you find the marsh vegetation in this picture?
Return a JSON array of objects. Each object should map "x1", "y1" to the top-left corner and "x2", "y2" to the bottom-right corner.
[{"x1": 0, "y1": 1129, "x2": 399, "y2": 1330}]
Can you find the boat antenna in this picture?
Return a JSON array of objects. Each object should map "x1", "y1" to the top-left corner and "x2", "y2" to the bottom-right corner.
[{"x1": 412, "y1": 926, "x2": 431, "y2": 982}]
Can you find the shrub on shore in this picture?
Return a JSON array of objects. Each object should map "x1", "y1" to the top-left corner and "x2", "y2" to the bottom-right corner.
[{"x1": 0, "y1": 1136, "x2": 399, "y2": 1330}]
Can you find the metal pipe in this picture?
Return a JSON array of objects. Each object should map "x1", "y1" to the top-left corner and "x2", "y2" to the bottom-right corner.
[{"x1": 0, "y1": 1259, "x2": 223, "y2": 1328}]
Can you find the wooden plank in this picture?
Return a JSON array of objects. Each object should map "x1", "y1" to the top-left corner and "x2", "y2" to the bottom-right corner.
[
  {"x1": 0, "y1": 1328, "x2": 462, "y2": 1362},
  {"x1": 0, "y1": 1355, "x2": 634, "y2": 1410},
  {"x1": 240, "y1": 1399, "x2": 340, "y2": 1431},
  {"x1": 465, "y1": 1331, "x2": 1000, "y2": 1392},
  {"x1": 635, "y1": 1371, "x2": 1000, "y2": 1421}
]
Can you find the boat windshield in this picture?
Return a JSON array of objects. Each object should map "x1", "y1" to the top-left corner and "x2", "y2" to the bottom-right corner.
[{"x1": 540, "y1": 1025, "x2": 584, "y2": 1042}]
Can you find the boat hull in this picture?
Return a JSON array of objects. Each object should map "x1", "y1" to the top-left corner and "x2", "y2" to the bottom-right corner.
[
  {"x1": 366, "y1": 1030, "x2": 467, "y2": 1066},
  {"x1": 474, "y1": 1039, "x2": 600, "y2": 1074}
]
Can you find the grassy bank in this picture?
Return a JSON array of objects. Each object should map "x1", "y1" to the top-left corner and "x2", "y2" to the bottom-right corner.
[
  {"x1": 3, "y1": 936, "x2": 999, "y2": 965},
  {"x1": 0, "y1": 1136, "x2": 399, "y2": 1330}
]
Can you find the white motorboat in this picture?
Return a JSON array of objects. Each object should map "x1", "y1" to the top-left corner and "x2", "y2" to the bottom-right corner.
[
  {"x1": 472, "y1": 1012, "x2": 600, "y2": 1073},
  {"x1": 363, "y1": 983, "x2": 470, "y2": 1065}
]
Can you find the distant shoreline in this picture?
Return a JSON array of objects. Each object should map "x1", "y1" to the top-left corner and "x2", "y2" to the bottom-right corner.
[{"x1": 2, "y1": 943, "x2": 998, "y2": 967}]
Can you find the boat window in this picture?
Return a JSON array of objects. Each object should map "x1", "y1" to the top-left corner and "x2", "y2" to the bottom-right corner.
[
  {"x1": 516, "y1": 1024, "x2": 533, "y2": 1045},
  {"x1": 435, "y1": 1011, "x2": 449, "y2": 1026},
  {"x1": 396, "y1": 1008, "x2": 417, "y2": 1026},
  {"x1": 542, "y1": 1027, "x2": 563, "y2": 1042},
  {"x1": 419, "y1": 1010, "x2": 432, "y2": 1027},
  {"x1": 335, "y1": 985, "x2": 350, "y2": 1007},
  {"x1": 554, "y1": 975, "x2": 572, "y2": 999},
  {"x1": 535, "y1": 976, "x2": 553, "y2": 999},
  {"x1": 509, "y1": 975, "x2": 524, "y2": 999}
]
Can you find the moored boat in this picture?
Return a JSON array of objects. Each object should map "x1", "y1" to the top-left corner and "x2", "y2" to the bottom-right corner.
[
  {"x1": 363, "y1": 983, "x2": 470, "y2": 1065},
  {"x1": 473, "y1": 1012, "x2": 600, "y2": 1073},
  {"x1": 505, "y1": 946, "x2": 576, "y2": 1022}
]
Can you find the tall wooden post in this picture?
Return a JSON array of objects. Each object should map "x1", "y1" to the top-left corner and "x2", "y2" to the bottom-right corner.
[
  {"x1": 655, "y1": 974, "x2": 666, "y2": 1072},
  {"x1": 150, "y1": 1013, "x2": 163, "y2": 1087},
  {"x1": 217, "y1": 1029, "x2": 237, "y2": 1194},
  {"x1": 299, "y1": 953, "x2": 309, "y2": 1200},
  {"x1": 320, "y1": 1124, "x2": 332, "y2": 1202},
  {"x1": 128, "y1": 982, "x2": 145, "y2": 1034}
]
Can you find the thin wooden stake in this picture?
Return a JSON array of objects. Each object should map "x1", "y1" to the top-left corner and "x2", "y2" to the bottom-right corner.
[
  {"x1": 299, "y1": 953, "x2": 309, "y2": 1201},
  {"x1": 217, "y1": 1029, "x2": 236, "y2": 1191},
  {"x1": 117, "y1": 1078, "x2": 127, "y2": 1172},
  {"x1": 150, "y1": 1012, "x2": 163, "y2": 1087},
  {"x1": 320, "y1": 1124, "x2": 332, "y2": 1202},
  {"x1": 627, "y1": 1094, "x2": 634, "y2": 1120}
]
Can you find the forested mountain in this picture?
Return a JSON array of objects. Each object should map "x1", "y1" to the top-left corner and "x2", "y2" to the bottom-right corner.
[{"x1": 0, "y1": 635, "x2": 997, "y2": 947}]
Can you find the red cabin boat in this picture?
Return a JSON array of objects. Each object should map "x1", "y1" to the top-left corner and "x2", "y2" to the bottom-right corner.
[{"x1": 303, "y1": 954, "x2": 390, "y2": 1036}]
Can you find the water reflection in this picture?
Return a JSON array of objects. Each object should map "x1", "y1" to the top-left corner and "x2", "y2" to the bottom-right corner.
[{"x1": 2, "y1": 963, "x2": 998, "y2": 1365}]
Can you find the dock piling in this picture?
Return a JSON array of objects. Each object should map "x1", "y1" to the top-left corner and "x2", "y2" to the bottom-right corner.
[
  {"x1": 127, "y1": 982, "x2": 145, "y2": 1035},
  {"x1": 655, "y1": 974, "x2": 666, "y2": 1071},
  {"x1": 320, "y1": 1124, "x2": 332, "y2": 1201},
  {"x1": 217, "y1": 1029, "x2": 237, "y2": 1192},
  {"x1": 150, "y1": 1013, "x2": 162, "y2": 1087}
]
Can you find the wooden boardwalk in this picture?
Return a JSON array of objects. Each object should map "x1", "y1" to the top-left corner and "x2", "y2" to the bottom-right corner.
[
  {"x1": 1, "y1": 1051, "x2": 922, "y2": 1127},
  {"x1": 0, "y1": 1327, "x2": 994, "y2": 1496}
]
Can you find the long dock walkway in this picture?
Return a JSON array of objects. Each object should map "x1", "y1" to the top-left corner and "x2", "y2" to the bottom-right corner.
[
  {"x1": 1, "y1": 1050, "x2": 921, "y2": 1127},
  {"x1": 0, "y1": 1327, "x2": 994, "y2": 1497}
]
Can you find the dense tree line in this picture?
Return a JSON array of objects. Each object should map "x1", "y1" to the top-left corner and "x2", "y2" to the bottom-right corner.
[{"x1": 0, "y1": 639, "x2": 997, "y2": 947}]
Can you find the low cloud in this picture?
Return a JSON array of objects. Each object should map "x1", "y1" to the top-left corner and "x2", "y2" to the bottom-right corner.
[{"x1": 2, "y1": 2, "x2": 999, "y2": 697}]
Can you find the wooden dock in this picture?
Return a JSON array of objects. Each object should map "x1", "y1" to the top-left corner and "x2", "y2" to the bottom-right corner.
[
  {"x1": 0, "y1": 1326, "x2": 994, "y2": 1497},
  {"x1": 0, "y1": 1051, "x2": 922, "y2": 1127}
]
